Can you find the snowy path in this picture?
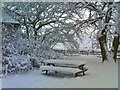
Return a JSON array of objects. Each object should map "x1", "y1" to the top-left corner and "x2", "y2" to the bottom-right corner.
[{"x1": 2, "y1": 55, "x2": 118, "y2": 88}]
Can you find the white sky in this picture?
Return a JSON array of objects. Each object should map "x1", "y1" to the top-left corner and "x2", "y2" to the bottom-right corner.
[{"x1": 54, "y1": 35, "x2": 93, "y2": 50}]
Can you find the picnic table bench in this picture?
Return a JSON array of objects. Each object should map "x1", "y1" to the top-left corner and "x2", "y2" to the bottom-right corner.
[{"x1": 41, "y1": 60, "x2": 88, "y2": 77}]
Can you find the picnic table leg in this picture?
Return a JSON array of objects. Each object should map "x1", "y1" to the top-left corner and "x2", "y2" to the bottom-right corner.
[
  {"x1": 45, "y1": 70, "x2": 48, "y2": 74},
  {"x1": 81, "y1": 67, "x2": 85, "y2": 75},
  {"x1": 78, "y1": 65, "x2": 86, "y2": 76},
  {"x1": 75, "y1": 73, "x2": 78, "y2": 77}
]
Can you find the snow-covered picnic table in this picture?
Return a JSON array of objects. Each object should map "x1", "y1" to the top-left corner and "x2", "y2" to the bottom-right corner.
[
  {"x1": 42, "y1": 59, "x2": 86, "y2": 67},
  {"x1": 41, "y1": 60, "x2": 88, "y2": 77}
]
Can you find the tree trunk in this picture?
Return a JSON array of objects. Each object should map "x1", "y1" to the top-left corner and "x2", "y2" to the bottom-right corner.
[
  {"x1": 97, "y1": 2, "x2": 113, "y2": 63},
  {"x1": 112, "y1": 32, "x2": 119, "y2": 62},
  {"x1": 98, "y1": 34, "x2": 107, "y2": 62}
]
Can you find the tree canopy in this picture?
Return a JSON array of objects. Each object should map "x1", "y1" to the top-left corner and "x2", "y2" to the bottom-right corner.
[{"x1": 2, "y1": 1, "x2": 120, "y2": 62}]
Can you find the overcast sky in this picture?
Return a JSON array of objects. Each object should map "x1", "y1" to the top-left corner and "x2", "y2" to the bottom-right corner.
[{"x1": 54, "y1": 35, "x2": 92, "y2": 50}]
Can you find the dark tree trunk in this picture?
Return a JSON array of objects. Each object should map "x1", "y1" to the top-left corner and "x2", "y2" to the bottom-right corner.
[
  {"x1": 98, "y1": 34, "x2": 107, "y2": 63},
  {"x1": 97, "y1": 2, "x2": 113, "y2": 63},
  {"x1": 112, "y1": 33, "x2": 119, "y2": 63}
]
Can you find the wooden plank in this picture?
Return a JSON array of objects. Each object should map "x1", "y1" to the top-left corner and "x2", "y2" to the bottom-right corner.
[
  {"x1": 41, "y1": 66, "x2": 82, "y2": 73},
  {"x1": 41, "y1": 66, "x2": 88, "y2": 77},
  {"x1": 42, "y1": 60, "x2": 86, "y2": 68}
]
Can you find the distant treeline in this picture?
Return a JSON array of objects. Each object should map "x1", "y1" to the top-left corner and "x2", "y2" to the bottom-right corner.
[{"x1": 53, "y1": 49, "x2": 101, "y2": 55}]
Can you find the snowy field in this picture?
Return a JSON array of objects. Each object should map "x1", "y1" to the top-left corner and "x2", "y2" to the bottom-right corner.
[{"x1": 2, "y1": 55, "x2": 118, "y2": 88}]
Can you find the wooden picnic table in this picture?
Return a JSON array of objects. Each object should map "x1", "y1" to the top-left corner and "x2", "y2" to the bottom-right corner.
[
  {"x1": 41, "y1": 60, "x2": 88, "y2": 77},
  {"x1": 43, "y1": 59, "x2": 85, "y2": 66}
]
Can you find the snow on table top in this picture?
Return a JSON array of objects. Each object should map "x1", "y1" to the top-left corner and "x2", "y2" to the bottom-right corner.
[
  {"x1": 43, "y1": 60, "x2": 86, "y2": 66},
  {"x1": 40, "y1": 66, "x2": 82, "y2": 74}
]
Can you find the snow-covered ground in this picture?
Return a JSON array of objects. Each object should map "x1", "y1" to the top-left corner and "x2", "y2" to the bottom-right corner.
[{"x1": 2, "y1": 55, "x2": 118, "y2": 88}]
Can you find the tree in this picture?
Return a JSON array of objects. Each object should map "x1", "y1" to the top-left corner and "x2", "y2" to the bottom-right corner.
[
  {"x1": 71, "y1": 1, "x2": 119, "y2": 62},
  {"x1": 2, "y1": 2, "x2": 119, "y2": 63},
  {"x1": 2, "y1": 2, "x2": 83, "y2": 59}
]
